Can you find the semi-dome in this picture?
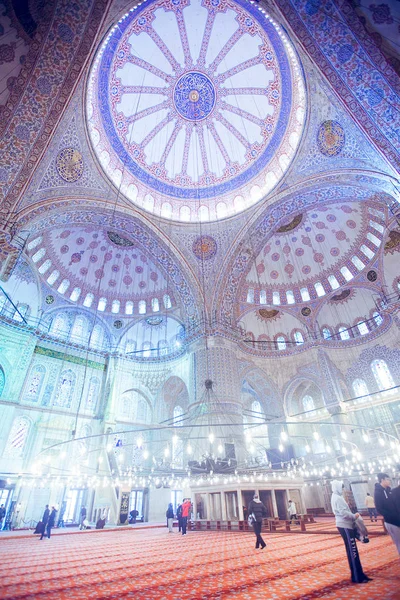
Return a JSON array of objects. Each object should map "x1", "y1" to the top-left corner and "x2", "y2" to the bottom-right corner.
[{"x1": 86, "y1": 0, "x2": 305, "y2": 222}]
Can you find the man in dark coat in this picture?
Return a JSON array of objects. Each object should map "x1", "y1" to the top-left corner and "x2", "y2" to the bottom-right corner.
[
  {"x1": 374, "y1": 473, "x2": 400, "y2": 555},
  {"x1": 39, "y1": 505, "x2": 50, "y2": 539},
  {"x1": 248, "y1": 493, "x2": 268, "y2": 549},
  {"x1": 44, "y1": 507, "x2": 57, "y2": 539}
]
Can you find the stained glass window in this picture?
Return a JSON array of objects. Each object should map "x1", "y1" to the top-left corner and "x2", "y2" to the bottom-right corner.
[
  {"x1": 338, "y1": 326, "x2": 350, "y2": 340},
  {"x1": 85, "y1": 377, "x2": 99, "y2": 409},
  {"x1": 83, "y1": 293, "x2": 94, "y2": 308},
  {"x1": 138, "y1": 300, "x2": 146, "y2": 314},
  {"x1": 71, "y1": 315, "x2": 87, "y2": 343},
  {"x1": 276, "y1": 336, "x2": 286, "y2": 350},
  {"x1": 173, "y1": 405, "x2": 184, "y2": 426},
  {"x1": 25, "y1": 365, "x2": 46, "y2": 402},
  {"x1": 90, "y1": 323, "x2": 104, "y2": 349},
  {"x1": 137, "y1": 397, "x2": 148, "y2": 422},
  {"x1": 152, "y1": 298, "x2": 160, "y2": 312},
  {"x1": 53, "y1": 370, "x2": 75, "y2": 408},
  {"x1": 371, "y1": 359, "x2": 395, "y2": 392},
  {"x1": 328, "y1": 275, "x2": 340, "y2": 290},
  {"x1": 294, "y1": 331, "x2": 304, "y2": 345},
  {"x1": 0, "y1": 367, "x2": 5, "y2": 397},
  {"x1": 357, "y1": 320, "x2": 368, "y2": 336},
  {"x1": 300, "y1": 287, "x2": 310, "y2": 301},
  {"x1": 3, "y1": 417, "x2": 30, "y2": 458},
  {"x1": 51, "y1": 313, "x2": 70, "y2": 338},
  {"x1": 352, "y1": 379, "x2": 369, "y2": 399},
  {"x1": 163, "y1": 294, "x2": 172, "y2": 309},
  {"x1": 246, "y1": 288, "x2": 254, "y2": 303},
  {"x1": 302, "y1": 395, "x2": 315, "y2": 412},
  {"x1": 322, "y1": 327, "x2": 332, "y2": 340}
]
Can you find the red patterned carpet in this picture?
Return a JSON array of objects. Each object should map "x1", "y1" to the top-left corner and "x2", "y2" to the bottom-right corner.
[{"x1": 0, "y1": 527, "x2": 399, "y2": 599}]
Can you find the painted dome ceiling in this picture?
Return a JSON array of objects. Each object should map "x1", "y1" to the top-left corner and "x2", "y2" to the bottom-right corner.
[
  {"x1": 87, "y1": 0, "x2": 305, "y2": 222},
  {"x1": 244, "y1": 202, "x2": 385, "y2": 306},
  {"x1": 26, "y1": 226, "x2": 174, "y2": 315}
]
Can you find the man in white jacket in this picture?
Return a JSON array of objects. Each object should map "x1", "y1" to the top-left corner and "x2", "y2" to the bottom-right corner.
[{"x1": 331, "y1": 480, "x2": 371, "y2": 584}]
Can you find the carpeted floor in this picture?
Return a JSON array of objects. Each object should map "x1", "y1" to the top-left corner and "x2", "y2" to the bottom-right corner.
[{"x1": 0, "y1": 527, "x2": 399, "y2": 599}]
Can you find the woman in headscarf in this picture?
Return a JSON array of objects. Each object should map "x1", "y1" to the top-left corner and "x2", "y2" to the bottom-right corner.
[
  {"x1": 247, "y1": 493, "x2": 268, "y2": 550},
  {"x1": 331, "y1": 480, "x2": 371, "y2": 584}
]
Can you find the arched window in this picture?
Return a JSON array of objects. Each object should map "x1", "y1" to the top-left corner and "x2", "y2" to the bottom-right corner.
[
  {"x1": 85, "y1": 377, "x2": 99, "y2": 410},
  {"x1": 315, "y1": 282, "x2": 325, "y2": 297},
  {"x1": 71, "y1": 315, "x2": 87, "y2": 343},
  {"x1": 340, "y1": 266, "x2": 353, "y2": 281},
  {"x1": 158, "y1": 340, "x2": 169, "y2": 356},
  {"x1": 125, "y1": 301, "x2": 134, "y2": 315},
  {"x1": 357, "y1": 320, "x2": 368, "y2": 336},
  {"x1": 137, "y1": 397, "x2": 148, "y2": 422},
  {"x1": 53, "y1": 369, "x2": 75, "y2": 408},
  {"x1": 3, "y1": 417, "x2": 30, "y2": 458},
  {"x1": 89, "y1": 323, "x2": 104, "y2": 349},
  {"x1": 371, "y1": 359, "x2": 395, "y2": 391},
  {"x1": 57, "y1": 279, "x2": 70, "y2": 294},
  {"x1": 272, "y1": 291, "x2": 280, "y2": 305},
  {"x1": 300, "y1": 287, "x2": 310, "y2": 301},
  {"x1": 27, "y1": 236, "x2": 42, "y2": 250},
  {"x1": 352, "y1": 379, "x2": 369, "y2": 399},
  {"x1": 83, "y1": 293, "x2": 94, "y2": 308},
  {"x1": 276, "y1": 336, "x2": 286, "y2": 350},
  {"x1": 38, "y1": 259, "x2": 52, "y2": 274},
  {"x1": 125, "y1": 339, "x2": 136, "y2": 354},
  {"x1": 13, "y1": 304, "x2": 29, "y2": 323},
  {"x1": 163, "y1": 294, "x2": 172, "y2": 309},
  {"x1": 246, "y1": 288, "x2": 254, "y2": 303},
  {"x1": 47, "y1": 270, "x2": 60, "y2": 286},
  {"x1": 0, "y1": 292, "x2": 6, "y2": 313},
  {"x1": 152, "y1": 298, "x2": 160, "y2": 312},
  {"x1": 32, "y1": 247, "x2": 45, "y2": 263},
  {"x1": 173, "y1": 405, "x2": 184, "y2": 426},
  {"x1": 0, "y1": 367, "x2": 5, "y2": 397},
  {"x1": 259, "y1": 290, "x2": 267, "y2": 304},
  {"x1": 97, "y1": 297, "x2": 107, "y2": 311},
  {"x1": 172, "y1": 434, "x2": 183, "y2": 467},
  {"x1": 70, "y1": 287, "x2": 81, "y2": 302},
  {"x1": 251, "y1": 400, "x2": 263, "y2": 423},
  {"x1": 111, "y1": 300, "x2": 120, "y2": 314},
  {"x1": 294, "y1": 331, "x2": 304, "y2": 345},
  {"x1": 25, "y1": 365, "x2": 46, "y2": 402},
  {"x1": 138, "y1": 300, "x2": 146, "y2": 314},
  {"x1": 322, "y1": 327, "x2": 332, "y2": 340},
  {"x1": 302, "y1": 395, "x2": 315, "y2": 412},
  {"x1": 286, "y1": 290, "x2": 295, "y2": 304},
  {"x1": 373, "y1": 311, "x2": 383, "y2": 327},
  {"x1": 51, "y1": 313, "x2": 70, "y2": 338},
  {"x1": 351, "y1": 256, "x2": 365, "y2": 271},
  {"x1": 142, "y1": 342, "x2": 151, "y2": 357},
  {"x1": 338, "y1": 326, "x2": 350, "y2": 340},
  {"x1": 328, "y1": 275, "x2": 340, "y2": 290}
]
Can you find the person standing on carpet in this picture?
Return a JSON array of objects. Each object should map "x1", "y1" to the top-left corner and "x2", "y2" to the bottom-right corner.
[
  {"x1": 181, "y1": 498, "x2": 191, "y2": 535},
  {"x1": 166, "y1": 503, "x2": 174, "y2": 533},
  {"x1": 79, "y1": 506, "x2": 87, "y2": 530},
  {"x1": 331, "y1": 480, "x2": 371, "y2": 584},
  {"x1": 365, "y1": 493, "x2": 378, "y2": 522},
  {"x1": 288, "y1": 499, "x2": 297, "y2": 523},
  {"x1": 248, "y1": 493, "x2": 268, "y2": 550},
  {"x1": 177, "y1": 503, "x2": 182, "y2": 532},
  {"x1": 374, "y1": 473, "x2": 400, "y2": 555}
]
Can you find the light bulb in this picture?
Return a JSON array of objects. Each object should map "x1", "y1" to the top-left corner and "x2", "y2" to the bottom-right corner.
[
  {"x1": 313, "y1": 432, "x2": 320, "y2": 441},
  {"x1": 208, "y1": 432, "x2": 215, "y2": 443},
  {"x1": 218, "y1": 444, "x2": 223, "y2": 454},
  {"x1": 278, "y1": 444, "x2": 284, "y2": 452},
  {"x1": 305, "y1": 444, "x2": 311, "y2": 453},
  {"x1": 136, "y1": 437, "x2": 143, "y2": 448},
  {"x1": 187, "y1": 445, "x2": 192, "y2": 454},
  {"x1": 280, "y1": 431, "x2": 288, "y2": 441}
]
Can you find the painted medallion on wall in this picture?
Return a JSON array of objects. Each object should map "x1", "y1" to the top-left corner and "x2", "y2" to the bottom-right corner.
[
  {"x1": 86, "y1": 0, "x2": 305, "y2": 222},
  {"x1": 317, "y1": 120, "x2": 345, "y2": 157},
  {"x1": 56, "y1": 148, "x2": 84, "y2": 182},
  {"x1": 192, "y1": 235, "x2": 217, "y2": 261}
]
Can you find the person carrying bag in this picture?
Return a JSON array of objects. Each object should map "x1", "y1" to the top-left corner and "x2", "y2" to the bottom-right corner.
[{"x1": 247, "y1": 493, "x2": 268, "y2": 550}]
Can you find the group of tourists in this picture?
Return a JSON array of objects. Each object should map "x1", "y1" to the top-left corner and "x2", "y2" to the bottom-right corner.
[
  {"x1": 166, "y1": 498, "x2": 192, "y2": 534},
  {"x1": 246, "y1": 473, "x2": 400, "y2": 585}
]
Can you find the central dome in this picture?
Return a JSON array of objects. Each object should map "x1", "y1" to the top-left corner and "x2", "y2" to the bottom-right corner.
[{"x1": 87, "y1": 0, "x2": 305, "y2": 222}]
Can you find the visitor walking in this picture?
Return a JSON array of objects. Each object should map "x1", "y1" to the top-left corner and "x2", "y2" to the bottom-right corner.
[
  {"x1": 365, "y1": 493, "x2": 378, "y2": 522},
  {"x1": 331, "y1": 480, "x2": 371, "y2": 584},
  {"x1": 288, "y1": 499, "x2": 297, "y2": 522},
  {"x1": 79, "y1": 506, "x2": 87, "y2": 530},
  {"x1": 166, "y1": 503, "x2": 174, "y2": 533},
  {"x1": 374, "y1": 473, "x2": 400, "y2": 555},
  {"x1": 0, "y1": 504, "x2": 5, "y2": 530},
  {"x1": 176, "y1": 503, "x2": 182, "y2": 532},
  {"x1": 181, "y1": 498, "x2": 191, "y2": 535},
  {"x1": 248, "y1": 493, "x2": 268, "y2": 549},
  {"x1": 41, "y1": 506, "x2": 57, "y2": 540}
]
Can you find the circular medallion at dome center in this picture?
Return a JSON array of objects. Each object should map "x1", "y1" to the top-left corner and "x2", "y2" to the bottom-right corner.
[{"x1": 174, "y1": 72, "x2": 216, "y2": 121}]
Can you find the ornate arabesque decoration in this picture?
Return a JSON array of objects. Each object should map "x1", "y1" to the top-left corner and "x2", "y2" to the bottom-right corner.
[
  {"x1": 317, "y1": 120, "x2": 345, "y2": 157},
  {"x1": 329, "y1": 289, "x2": 351, "y2": 303},
  {"x1": 56, "y1": 147, "x2": 84, "y2": 182},
  {"x1": 276, "y1": 213, "x2": 303, "y2": 233},
  {"x1": 258, "y1": 308, "x2": 280, "y2": 320},
  {"x1": 384, "y1": 230, "x2": 400, "y2": 254},
  {"x1": 107, "y1": 231, "x2": 135, "y2": 247}
]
